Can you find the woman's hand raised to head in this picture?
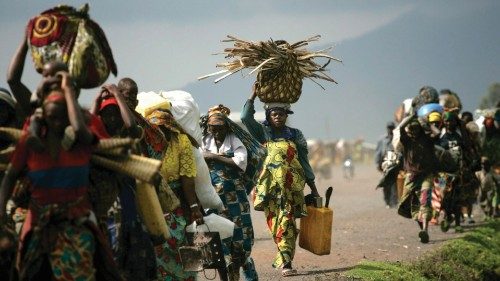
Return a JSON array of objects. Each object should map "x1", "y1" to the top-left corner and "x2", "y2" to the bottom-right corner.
[
  {"x1": 57, "y1": 71, "x2": 76, "y2": 96},
  {"x1": 102, "y1": 84, "x2": 120, "y2": 97},
  {"x1": 249, "y1": 83, "x2": 258, "y2": 101}
]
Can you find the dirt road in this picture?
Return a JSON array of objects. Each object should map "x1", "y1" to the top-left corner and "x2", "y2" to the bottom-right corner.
[{"x1": 200, "y1": 164, "x2": 481, "y2": 280}]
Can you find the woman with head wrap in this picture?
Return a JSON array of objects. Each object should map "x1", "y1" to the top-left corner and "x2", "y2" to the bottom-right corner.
[
  {"x1": 90, "y1": 84, "x2": 156, "y2": 280},
  {"x1": 240, "y1": 86, "x2": 319, "y2": 276},
  {"x1": 201, "y1": 104, "x2": 264, "y2": 281},
  {"x1": 139, "y1": 99, "x2": 202, "y2": 281},
  {"x1": 0, "y1": 71, "x2": 122, "y2": 281}
]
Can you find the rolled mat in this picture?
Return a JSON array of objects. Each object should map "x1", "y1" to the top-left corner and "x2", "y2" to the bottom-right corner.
[
  {"x1": 136, "y1": 181, "x2": 170, "y2": 244},
  {"x1": 0, "y1": 127, "x2": 22, "y2": 142},
  {"x1": 90, "y1": 154, "x2": 161, "y2": 185}
]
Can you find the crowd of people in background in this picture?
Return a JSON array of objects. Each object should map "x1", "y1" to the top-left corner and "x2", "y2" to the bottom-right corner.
[{"x1": 375, "y1": 86, "x2": 499, "y2": 243}]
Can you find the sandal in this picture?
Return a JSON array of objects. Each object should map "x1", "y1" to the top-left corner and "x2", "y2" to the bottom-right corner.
[{"x1": 282, "y1": 268, "x2": 297, "y2": 277}]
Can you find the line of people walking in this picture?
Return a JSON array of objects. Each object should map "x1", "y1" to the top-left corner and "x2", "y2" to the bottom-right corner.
[{"x1": 375, "y1": 86, "x2": 499, "y2": 243}]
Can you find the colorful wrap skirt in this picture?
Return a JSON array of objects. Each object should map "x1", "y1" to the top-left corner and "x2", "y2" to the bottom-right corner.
[
  {"x1": 17, "y1": 199, "x2": 122, "y2": 281},
  {"x1": 154, "y1": 180, "x2": 197, "y2": 281},
  {"x1": 253, "y1": 139, "x2": 306, "y2": 268},
  {"x1": 207, "y1": 153, "x2": 258, "y2": 280}
]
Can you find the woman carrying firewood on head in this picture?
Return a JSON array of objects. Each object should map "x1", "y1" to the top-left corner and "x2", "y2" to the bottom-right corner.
[
  {"x1": 241, "y1": 84, "x2": 320, "y2": 277},
  {"x1": 199, "y1": 35, "x2": 339, "y2": 277}
]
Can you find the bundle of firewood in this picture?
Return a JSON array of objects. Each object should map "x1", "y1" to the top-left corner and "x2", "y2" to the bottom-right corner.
[{"x1": 199, "y1": 35, "x2": 341, "y2": 103}]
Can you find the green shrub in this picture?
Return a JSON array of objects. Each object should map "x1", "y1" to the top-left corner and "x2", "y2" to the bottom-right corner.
[
  {"x1": 346, "y1": 220, "x2": 500, "y2": 281},
  {"x1": 413, "y1": 220, "x2": 500, "y2": 281}
]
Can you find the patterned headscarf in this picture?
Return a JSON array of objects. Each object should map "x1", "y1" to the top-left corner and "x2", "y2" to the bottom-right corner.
[
  {"x1": 207, "y1": 104, "x2": 230, "y2": 125},
  {"x1": 146, "y1": 108, "x2": 199, "y2": 148},
  {"x1": 146, "y1": 109, "x2": 180, "y2": 133}
]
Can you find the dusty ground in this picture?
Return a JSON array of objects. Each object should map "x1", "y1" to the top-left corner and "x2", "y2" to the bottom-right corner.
[{"x1": 200, "y1": 164, "x2": 484, "y2": 281}]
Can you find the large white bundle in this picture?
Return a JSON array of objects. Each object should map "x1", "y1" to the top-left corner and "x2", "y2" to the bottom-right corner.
[{"x1": 159, "y1": 90, "x2": 203, "y2": 145}]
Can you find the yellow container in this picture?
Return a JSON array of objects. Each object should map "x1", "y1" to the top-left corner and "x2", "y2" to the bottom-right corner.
[
  {"x1": 299, "y1": 206, "x2": 333, "y2": 255},
  {"x1": 136, "y1": 181, "x2": 170, "y2": 245}
]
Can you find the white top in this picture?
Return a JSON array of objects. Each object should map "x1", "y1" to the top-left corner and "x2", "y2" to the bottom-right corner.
[{"x1": 202, "y1": 133, "x2": 248, "y2": 172}]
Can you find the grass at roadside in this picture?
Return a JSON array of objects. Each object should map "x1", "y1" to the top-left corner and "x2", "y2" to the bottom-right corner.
[{"x1": 345, "y1": 220, "x2": 500, "y2": 281}]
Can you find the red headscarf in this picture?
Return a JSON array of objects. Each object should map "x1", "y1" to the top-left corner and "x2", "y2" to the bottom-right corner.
[{"x1": 99, "y1": 97, "x2": 118, "y2": 111}]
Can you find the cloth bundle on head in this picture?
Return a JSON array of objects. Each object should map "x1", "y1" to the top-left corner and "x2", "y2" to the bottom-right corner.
[{"x1": 26, "y1": 4, "x2": 117, "y2": 89}]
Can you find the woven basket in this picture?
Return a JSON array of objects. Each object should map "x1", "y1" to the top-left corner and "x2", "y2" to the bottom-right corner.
[
  {"x1": 0, "y1": 128, "x2": 22, "y2": 142},
  {"x1": 95, "y1": 138, "x2": 136, "y2": 152},
  {"x1": 255, "y1": 55, "x2": 303, "y2": 103},
  {"x1": 199, "y1": 35, "x2": 340, "y2": 104},
  {"x1": 90, "y1": 154, "x2": 161, "y2": 184}
]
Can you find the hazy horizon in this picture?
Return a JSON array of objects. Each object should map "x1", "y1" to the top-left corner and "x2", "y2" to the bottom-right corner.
[{"x1": 1, "y1": 1, "x2": 498, "y2": 143}]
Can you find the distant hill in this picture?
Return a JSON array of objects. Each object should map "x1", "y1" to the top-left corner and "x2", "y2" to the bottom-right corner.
[{"x1": 185, "y1": 3, "x2": 500, "y2": 143}]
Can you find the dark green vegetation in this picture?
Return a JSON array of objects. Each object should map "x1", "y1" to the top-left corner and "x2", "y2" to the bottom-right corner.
[{"x1": 346, "y1": 220, "x2": 500, "y2": 281}]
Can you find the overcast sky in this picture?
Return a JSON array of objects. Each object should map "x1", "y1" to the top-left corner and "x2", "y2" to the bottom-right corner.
[
  {"x1": 0, "y1": 1, "x2": 498, "y2": 142},
  {"x1": 0, "y1": 1, "x2": 416, "y2": 97}
]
